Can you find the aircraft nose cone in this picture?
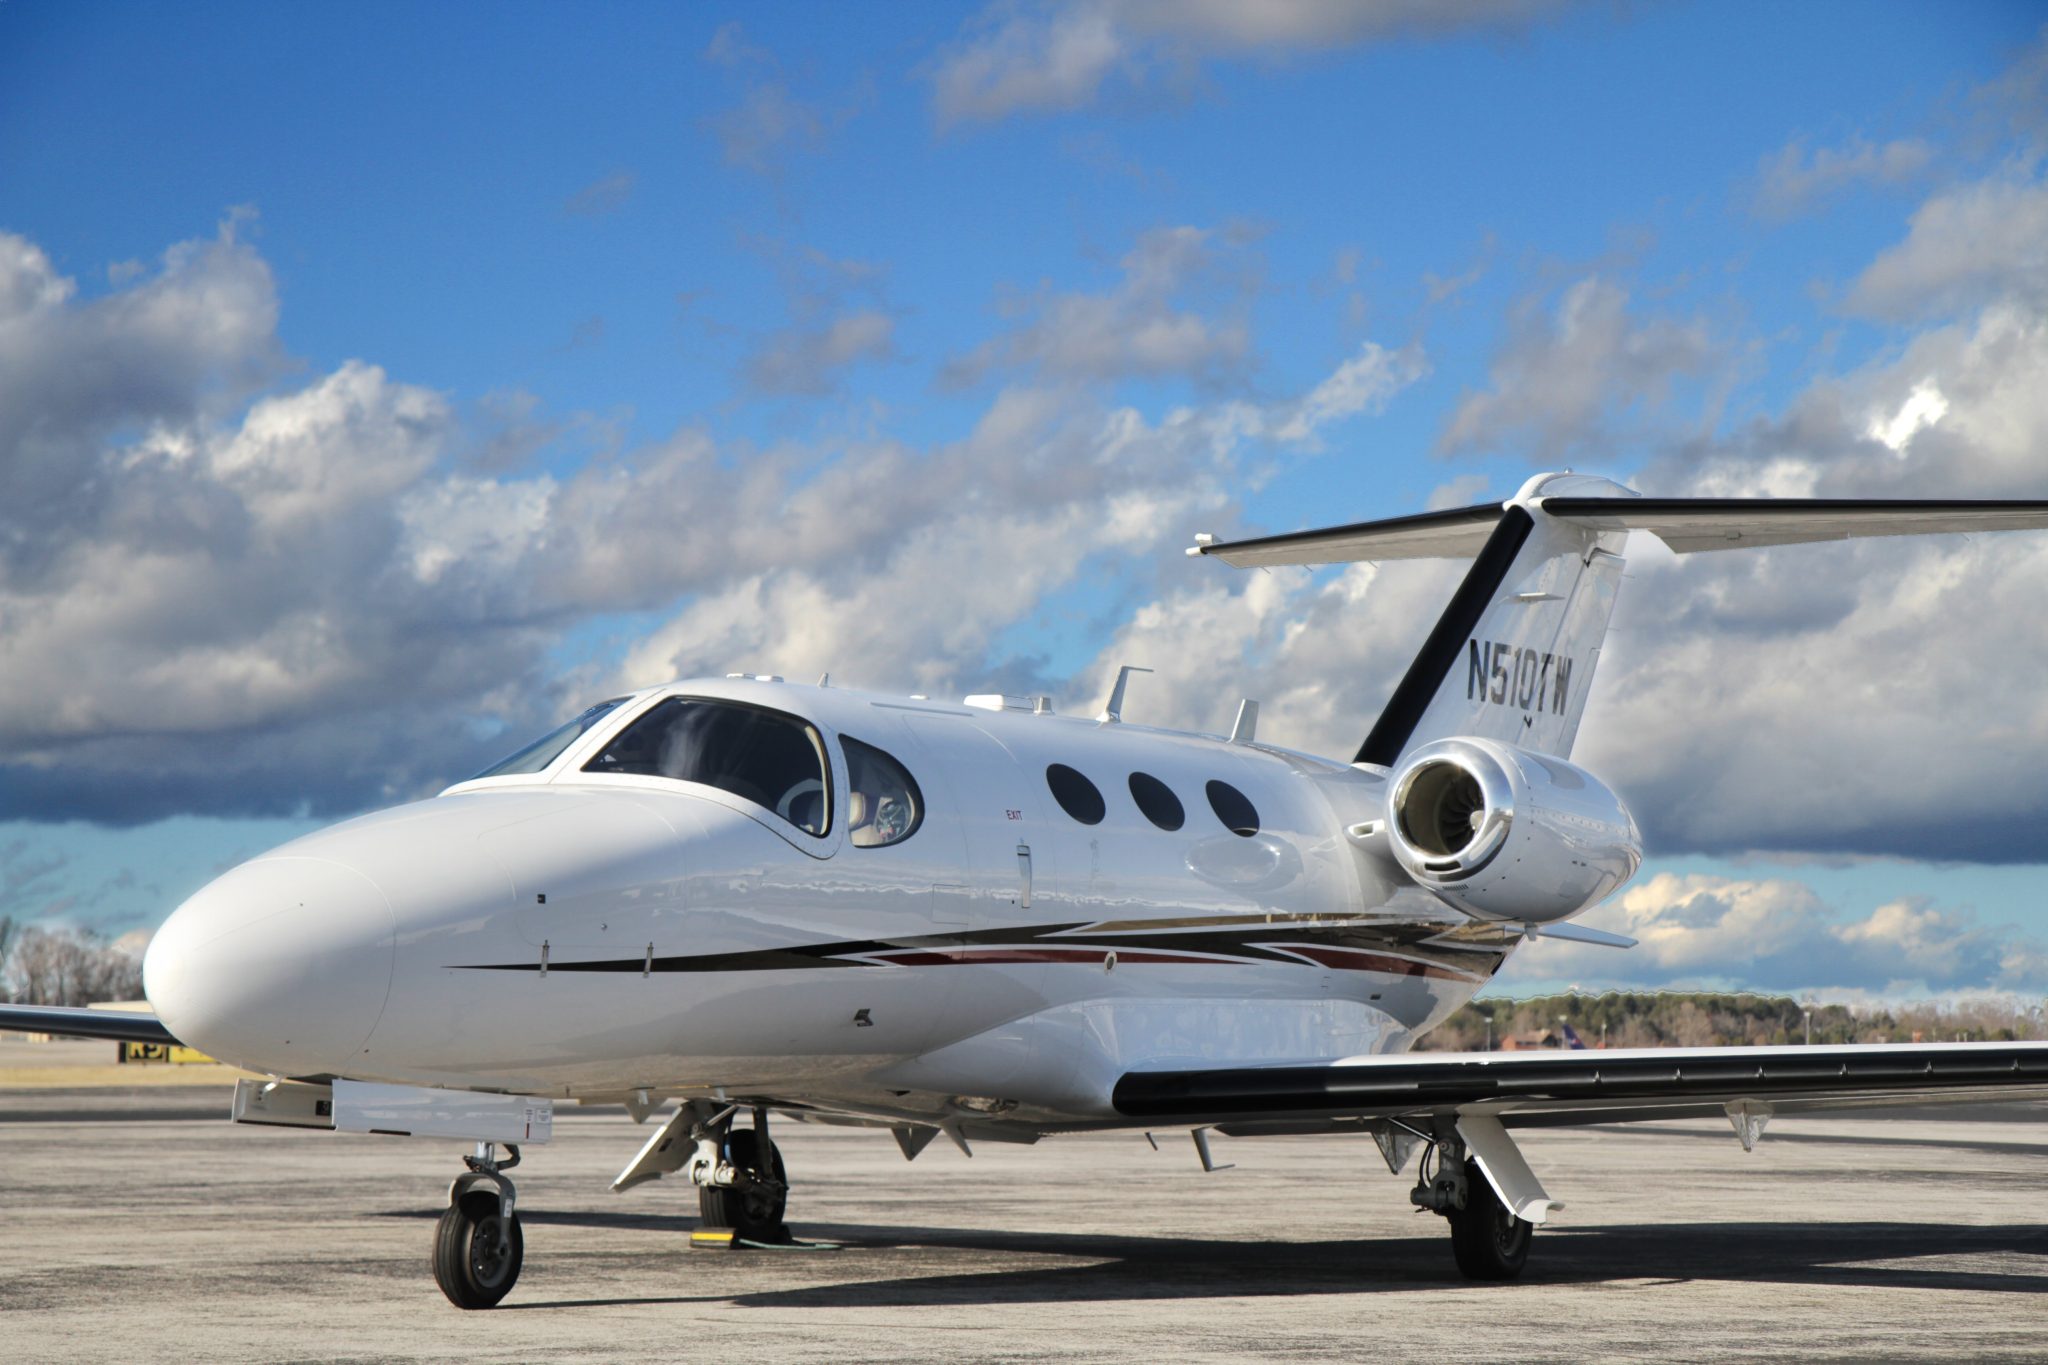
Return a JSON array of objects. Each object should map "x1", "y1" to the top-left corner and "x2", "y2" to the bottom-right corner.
[{"x1": 144, "y1": 856, "x2": 396, "y2": 1076}]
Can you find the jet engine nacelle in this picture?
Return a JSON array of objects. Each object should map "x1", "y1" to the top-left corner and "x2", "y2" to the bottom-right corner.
[{"x1": 1385, "y1": 736, "x2": 1641, "y2": 923}]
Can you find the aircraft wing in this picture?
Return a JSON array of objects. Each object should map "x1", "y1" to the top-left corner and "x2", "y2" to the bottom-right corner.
[
  {"x1": 1193, "y1": 497, "x2": 2048, "y2": 565},
  {"x1": 1112, "y1": 1042, "x2": 2048, "y2": 1132},
  {"x1": 0, "y1": 1003, "x2": 180, "y2": 1046}
]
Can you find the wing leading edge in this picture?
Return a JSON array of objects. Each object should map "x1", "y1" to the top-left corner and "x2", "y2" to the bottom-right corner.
[
  {"x1": 0, "y1": 1003, "x2": 180, "y2": 1046},
  {"x1": 1112, "y1": 1042, "x2": 2048, "y2": 1131}
]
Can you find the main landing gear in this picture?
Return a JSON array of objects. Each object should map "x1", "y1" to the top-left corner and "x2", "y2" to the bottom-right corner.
[
  {"x1": 1408, "y1": 1124, "x2": 1533, "y2": 1281},
  {"x1": 433, "y1": 1141, "x2": 524, "y2": 1309}
]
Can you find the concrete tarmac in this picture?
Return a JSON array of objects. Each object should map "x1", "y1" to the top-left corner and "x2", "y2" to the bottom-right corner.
[{"x1": 1, "y1": 1081, "x2": 2044, "y2": 1363}]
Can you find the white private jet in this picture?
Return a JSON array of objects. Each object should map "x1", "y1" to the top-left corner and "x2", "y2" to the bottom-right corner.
[{"x1": 9, "y1": 471, "x2": 2048, "y2": 1308}]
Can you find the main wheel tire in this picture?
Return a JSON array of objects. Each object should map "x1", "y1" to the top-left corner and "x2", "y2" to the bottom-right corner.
[
  {"x1": 1447, "y1": 1157, "x2": 1532, "y2": 1281},
  {"x1": 433, "y1": 1190, "x2": 524, "y2": 1309},
  {"x1": 697, "y1": 1128, "x2": 788, "y2": 1241}
]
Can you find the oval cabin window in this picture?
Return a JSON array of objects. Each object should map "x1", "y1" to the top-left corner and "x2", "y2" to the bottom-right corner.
[
  {"x1": 1205, "y1": 779, "x2": 1260, "y2": 837},
  {"x1": 1045, "y1": 764, "x2": 1106, "y2": 825},
  {"x1": 1128, "y1": 772, "x2": 1185, "y2": 831},
  {"x1": 842, "y1": 735, "x2": 924, "y2": 848}
]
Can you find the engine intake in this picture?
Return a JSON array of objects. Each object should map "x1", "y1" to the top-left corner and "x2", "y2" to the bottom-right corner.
[{"x1": 1386, "y1": 737, "x2": 1640, "y2": 923}]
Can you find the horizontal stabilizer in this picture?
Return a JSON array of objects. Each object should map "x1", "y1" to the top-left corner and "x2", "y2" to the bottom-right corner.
[
  {"x1": 1193, "y1": 496, "x2": 2048, "y2": 566},
  {"x1": 1545, "y1": 497, "x2": 2048, "y2": 554},
  {"x1": 1192, "y1": 501, "x2": 1505, "y2": 567},
  {"x1": 0, "y1": 1003, "x2": 178, "y2": 1046}
]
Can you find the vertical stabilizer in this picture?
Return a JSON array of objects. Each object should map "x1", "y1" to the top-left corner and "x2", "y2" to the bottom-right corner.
[
  {"x1": 1192, "y1": 472, "x2": 2048, "y2": 771},
  {"x1": 1354, "y1": 473, "x2": 1634, "y2": 766}
]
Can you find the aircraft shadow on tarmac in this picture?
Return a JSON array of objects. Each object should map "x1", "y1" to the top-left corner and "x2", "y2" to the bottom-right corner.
[{"x1": 479, "y1": 1218, "x2": 2048, "y2": 1311}]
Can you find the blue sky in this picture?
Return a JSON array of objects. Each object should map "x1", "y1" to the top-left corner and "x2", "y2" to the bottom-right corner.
[{"x1": 3, "y1": 1, "x2": 2047, "y2": 1001}]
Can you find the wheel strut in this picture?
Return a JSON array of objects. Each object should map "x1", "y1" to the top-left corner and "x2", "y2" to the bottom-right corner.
[{"x1": 433, "y1": 1141, "x2": 527, "y2": 1309}]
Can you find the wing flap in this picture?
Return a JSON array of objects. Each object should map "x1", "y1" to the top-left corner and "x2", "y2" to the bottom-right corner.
[{"x1": 1114, "y1": 1042, "x2": 2048, "y2": 1126}]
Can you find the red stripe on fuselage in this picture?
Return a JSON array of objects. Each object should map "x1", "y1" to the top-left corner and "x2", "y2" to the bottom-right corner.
[{"x1": 1271, "y1": 944, "x2": 1480, "y2": 981}]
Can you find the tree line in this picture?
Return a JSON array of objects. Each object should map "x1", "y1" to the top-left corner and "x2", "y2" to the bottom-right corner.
[
  {"x1": 0, "y1": 917, "x2": 146, "y2": 1007},
  {"x1": 1418, "y1": 990, "x2": 2048, "y2": 1050}
]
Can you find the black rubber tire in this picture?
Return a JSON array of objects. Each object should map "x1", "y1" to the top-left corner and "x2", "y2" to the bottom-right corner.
[
  {"x1": 1447, "y1": 1158, "x2": 1532, "y2": 1281},
  {"x1": 697, "y1": 1129, "x2": 788, "y2": 1241},
  {"x1": 433, "y1": 1190, "x2": 524, "y2": 1309}
]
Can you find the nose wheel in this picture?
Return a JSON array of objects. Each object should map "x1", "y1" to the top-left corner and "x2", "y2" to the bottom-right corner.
[
  {"x1": 433, "y1": 1142, "x2": 524, "y2": 1309},
  {"x1": 697, "y1": 1122, "x2": 788, "y2": 1242}
]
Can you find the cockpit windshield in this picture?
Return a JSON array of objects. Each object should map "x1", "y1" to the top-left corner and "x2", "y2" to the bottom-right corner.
[
  {"x1": 471, "y1": 697, "x2": 631, "y2": 780},
  {"x1": 582, "y1": 697, "x2": 832, "y2": 837}
]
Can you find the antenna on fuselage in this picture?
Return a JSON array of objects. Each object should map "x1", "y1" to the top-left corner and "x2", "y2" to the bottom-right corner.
[
  {"x1": 1228, "y1": 699, "x2": 1260, "y2": 744},
  {"x1": 1098, "y1": 664, "x2": 1153, "y2": 724}
]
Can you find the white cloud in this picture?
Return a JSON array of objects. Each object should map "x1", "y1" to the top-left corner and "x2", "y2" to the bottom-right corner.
[
  {"x1": 0, "y1": 220, "x2": 1423, "y2": 826},
  {"x1": 616, "y1": 333, "x2": 1421, "y2": 696},
  {"x1": 563, "y1": 170, "x2": 636, "y2": 217},
  {"x1": 0, "y1": 235, "x2": 76, "y2": 319},
  {"x1": 944, "y1": 225, "x2": 1257, "y2": 386},
  {"x1": 1051, "y1": 172, "x2": 2048, "y2": 870},
  {"x1": 745, "y1": 310, "x2": 897, "y2": 394},
  {"x1": 700, "y1": 23, "x2": 862, "y2": 176},
  {"x1": 1272, "y1": 341, "x2": 1428, "y2": 442},
  {"x1": 711, "y1": 82, "x2": 827, "y2": 172},
  {"x1": 1751, "y1": 135, "x2": 1934, "y2": 219},
  {"x1": 1846, "y1": 175, "x2": 2048, "y2": 321},
  {"x1": 931, "y1": 0, "x2": 1576, "y2": 125},
  {"x1": 1576, "y1": 268, "x2": 2048, "y2": 861},
  {"x1": 1500, "y1": 872, "x2": 2045, "y2": 996},
  {"x1": 1438, "y1": 276, "x2": 1715, "y2": 456},
  {"x1": 1865, "y1": 378, "x2": 1948, "y2": 453},
  {"x1": 933, "y1": 5, "x2": 1127, "y2": 125},
  {"x1": 0, "y1": 217, "x2": 279, "y2": 550}
]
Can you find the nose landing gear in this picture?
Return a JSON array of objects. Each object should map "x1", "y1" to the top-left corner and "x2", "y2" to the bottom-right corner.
[
  {"x1": 691, "y1": 1105, "x2": 789, "y2": 1244},
  {"x1": 433, "y1": 1142, "x2": 524, "y2": 1309}
]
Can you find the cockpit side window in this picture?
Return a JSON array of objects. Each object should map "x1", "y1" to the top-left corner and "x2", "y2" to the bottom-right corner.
[
  {"x1": 841, "y1": 736, "x2": 923, "y2": 848},
  {"x1": 471, "y1": 696, "x2": 631, "y2": 779},
  {"x1": 583, "y1": 698, "x2": 832, "y2": 837}
]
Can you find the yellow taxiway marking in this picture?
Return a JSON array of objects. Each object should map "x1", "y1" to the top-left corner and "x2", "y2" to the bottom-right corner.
[{"x1": 0, "y1": 1063, "x2": 256, "y2": 1089}]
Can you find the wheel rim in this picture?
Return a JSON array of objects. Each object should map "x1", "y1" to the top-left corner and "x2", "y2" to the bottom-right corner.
[
  {"x1": 469, "y1": 1217, "x2": 511, "y2": 1288},
  {"x1": 1491, "y1": 1204, "x2": 1528, "y2": 1258}
]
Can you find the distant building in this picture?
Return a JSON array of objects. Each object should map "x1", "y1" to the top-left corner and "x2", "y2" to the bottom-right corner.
[{"x1": 1500, "y1": 1030, "x2": 1565, "y2": 1051}]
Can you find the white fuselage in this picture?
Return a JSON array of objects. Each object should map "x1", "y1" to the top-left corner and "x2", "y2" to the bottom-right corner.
[{"x1": 142, "y1": 679, "x2": 1523, "y2": 1131}]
